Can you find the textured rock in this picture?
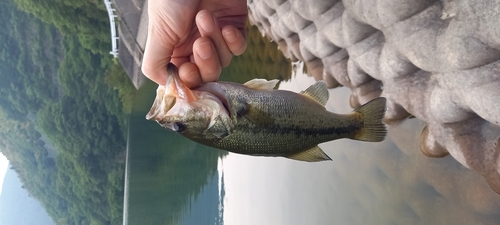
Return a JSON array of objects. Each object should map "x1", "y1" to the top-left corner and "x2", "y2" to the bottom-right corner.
[{"x1": 248, "y1": 0, "x2": 500, "y2": 193}]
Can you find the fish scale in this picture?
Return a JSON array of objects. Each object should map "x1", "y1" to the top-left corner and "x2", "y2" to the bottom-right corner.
[
  {"x1": 147, "y1": 63, "x2": 387, "y2": 162},
  {"x1": 201, "y1": 84, "x2": 361, "y2": 155}
]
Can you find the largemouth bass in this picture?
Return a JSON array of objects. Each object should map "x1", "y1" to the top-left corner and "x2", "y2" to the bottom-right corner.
[{"x1": 147, "y1": 63, "x2": 387, "y2": 162}]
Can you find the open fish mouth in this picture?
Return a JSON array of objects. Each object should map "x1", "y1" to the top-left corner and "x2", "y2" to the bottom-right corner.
[
  {"x1": 146, "y1": 63, "x2": 230, "y2": 122},
  {"x1": 146, "y1": 64, "x2": 195, "y2": 121},
  {"x1": 145, "y1": 84, "x2": 169, "y2": 120}
]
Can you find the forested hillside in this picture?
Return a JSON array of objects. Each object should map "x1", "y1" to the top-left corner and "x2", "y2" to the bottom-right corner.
[
  {"x1": 14, "y1": 0, "x2": 111, "y2": 54},
  {"x1": 0, "y1": 0, "x2": 134, "y2": 224}
]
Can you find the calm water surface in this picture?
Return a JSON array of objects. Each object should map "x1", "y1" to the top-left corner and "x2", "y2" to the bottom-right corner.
[
  {"x1": 124, "y1": 79, "x2": 225, "y2": 225},
  {"x1": 123, "y1": 28, "x2": 500, "y2": 225}
]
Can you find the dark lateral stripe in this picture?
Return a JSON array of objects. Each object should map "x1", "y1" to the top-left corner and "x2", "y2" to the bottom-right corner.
[{"x1": 238, "y1": 123, "x2": 361, "y2": 137}]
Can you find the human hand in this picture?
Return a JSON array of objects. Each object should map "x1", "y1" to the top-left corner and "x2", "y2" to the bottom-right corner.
[{"x1": 142, "y1": 0, "x2": 248, "y2": 88}]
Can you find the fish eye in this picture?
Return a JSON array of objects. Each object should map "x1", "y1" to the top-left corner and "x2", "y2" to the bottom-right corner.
[{"x1": 172, "y1": 122, "x2": 186, "y2": 132}]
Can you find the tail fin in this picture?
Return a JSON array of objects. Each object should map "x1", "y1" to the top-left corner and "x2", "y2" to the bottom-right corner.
[{"x1": 353, "y1": 97, "x2": 387, "y2": 142}]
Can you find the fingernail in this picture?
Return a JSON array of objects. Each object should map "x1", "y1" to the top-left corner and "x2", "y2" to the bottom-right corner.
[
  {"x1": 196, "y1": 41, "x2": 213, "y2": 60},
  {"x1": 198, "y1": 12, "x2": 214, "y2": 33},
  {"x1": 224, "y1": 30, "x2": 237, "y2": 43}
]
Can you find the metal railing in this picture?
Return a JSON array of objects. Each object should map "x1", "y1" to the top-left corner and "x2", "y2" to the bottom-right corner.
[{"x1": 104, "y1": 0, "x2": 119, "y2": 57}]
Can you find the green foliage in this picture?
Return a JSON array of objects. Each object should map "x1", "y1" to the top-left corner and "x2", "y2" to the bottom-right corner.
[
  {"x1": 0, "y1": 0, "x2": 136, "y2": 224},
  {"x1": 0, "y1": 1, "x2": 61, "y2": 117},
  {"x1": 13, "y1": 0, "x2": 110, "y2": 54},
  {"x1": 33, "y1": 35, "x2": 131, "y2": 224},
  {"x1": 104, "y1": 60, "x2": 136, "y2": 115}
]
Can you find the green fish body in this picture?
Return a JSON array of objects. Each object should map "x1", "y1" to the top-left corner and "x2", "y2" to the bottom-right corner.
[{"x1": 147, "y1": 64, "x2": 387, "y2": 162}]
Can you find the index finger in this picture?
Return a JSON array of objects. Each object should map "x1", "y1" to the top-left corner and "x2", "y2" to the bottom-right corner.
[
  {"x1": 141, "y1": 0, "x2": 201, "y2": 85},
  {"x1": 141, "y1": 26, "x2": 174, "y2": 86}
]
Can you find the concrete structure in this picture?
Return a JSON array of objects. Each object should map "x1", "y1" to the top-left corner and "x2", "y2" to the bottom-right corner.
[
  {"x1": 247, "y1": 0, "x2": 500, "y2": 193},
  {"x1": 110, "y1": 0, "x2": 147, "y2": 89}
]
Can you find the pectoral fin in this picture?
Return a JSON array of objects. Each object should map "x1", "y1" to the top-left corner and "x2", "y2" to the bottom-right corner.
[
  {"x1": 285, "y1": 146, "x2": 332, "y2": 162},
  {"x1": 300, "y1": 81, "x2": 329, "y2": 106},
  {"x1": 239, "y1": 103, "x2": 275, "y2": 126},
  {"x1": 206, "y1": 113, "x2": 234, "y2": 139},
  {"x1": 243, "y1": 79, "x2": 279, "y2": 90}
]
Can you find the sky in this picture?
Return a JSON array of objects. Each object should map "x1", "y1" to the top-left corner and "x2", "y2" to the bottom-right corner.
[{"x1": 0, "y1": 152, "x2": 9, "y2": 195}]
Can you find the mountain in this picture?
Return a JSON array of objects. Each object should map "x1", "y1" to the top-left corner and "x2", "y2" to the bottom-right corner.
[
  {"x1": 0, "y1": 167, "x2": 54, "y2": 225},
  {"x1": 0, "y1": 0, "x2": 132, "y2": 223}
]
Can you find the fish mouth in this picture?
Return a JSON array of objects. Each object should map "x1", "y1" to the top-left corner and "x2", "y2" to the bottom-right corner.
[
  {"x1": 146, "y1": 63, "x2": 196, "y2": 121},
  {"x1": 146, "y1": 63, "x2": 231, "y2": 122},
  {"x1": 146, "y1": 85, "x2": 175, "y2": 121}
]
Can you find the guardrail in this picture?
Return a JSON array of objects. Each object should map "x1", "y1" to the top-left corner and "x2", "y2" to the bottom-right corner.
[{"x1": 104, "y1": 0, "x2": 119, "y2": 57}]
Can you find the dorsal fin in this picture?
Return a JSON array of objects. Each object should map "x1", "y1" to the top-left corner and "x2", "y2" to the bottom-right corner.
[
  {"x1": 243, "y1": 79, "x2": 279, "y2": 90},
  {"x1": 300, "y1": 80, "x2": 329, "y2": 106},
  {"x1": 285, "y1": 146, "x2": 332, "y2": 162}
]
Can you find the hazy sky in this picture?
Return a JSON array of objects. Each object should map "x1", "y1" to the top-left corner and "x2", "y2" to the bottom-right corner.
[{"x1": 0, "y1": 152, "x2": 9, "y2": 194}]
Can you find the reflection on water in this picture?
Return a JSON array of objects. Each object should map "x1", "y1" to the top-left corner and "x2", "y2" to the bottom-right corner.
[
  {"x1": 219, "y1": 23, "x2": 292, "y2": 83},
  {"x1": 248, "y1": 0, "x2": 500, "y2": 194},
  {"x1": 177, "y1": 171, "x2": 223, "y2": 225},
  {"x1": 125, "y1": 70, "x2": 500, "y2": 225},
  {"x1": 124, "y1": 26, "x2": 500, "y2": 224},
  {"x1": 123, "y1": 80, "x2": 226, "y2": 225},
  {"x1": 220, "y1": 72, "x2": 500, "y2": 225}
]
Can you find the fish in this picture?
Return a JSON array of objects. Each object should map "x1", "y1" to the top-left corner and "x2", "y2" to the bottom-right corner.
[{"x1": 146, "y1": 63, "x2": 387, "y2": 162}]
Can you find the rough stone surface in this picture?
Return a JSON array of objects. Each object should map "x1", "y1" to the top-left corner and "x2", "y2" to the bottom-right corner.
[{"x1": 248, "y1": 0, "x2": 500, "y2": 193}]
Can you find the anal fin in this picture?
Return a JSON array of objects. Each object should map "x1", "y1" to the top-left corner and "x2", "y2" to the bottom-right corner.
[{"x1": 285, "y1": 146, "x2": 332, "y2": 162}]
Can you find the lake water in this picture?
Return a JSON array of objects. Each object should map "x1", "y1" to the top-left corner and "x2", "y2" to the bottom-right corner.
[
  {"x1": 123, "y1": 79, "x2": 226, "y2": 225},
  {"x1": 123, "y1": 28, "x2": 500, "y2": 225}
]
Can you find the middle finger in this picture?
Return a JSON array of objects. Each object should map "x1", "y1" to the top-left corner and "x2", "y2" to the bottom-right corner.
[{"x1": 196, "y1": 9, "x2": 232, "y2": 67}]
